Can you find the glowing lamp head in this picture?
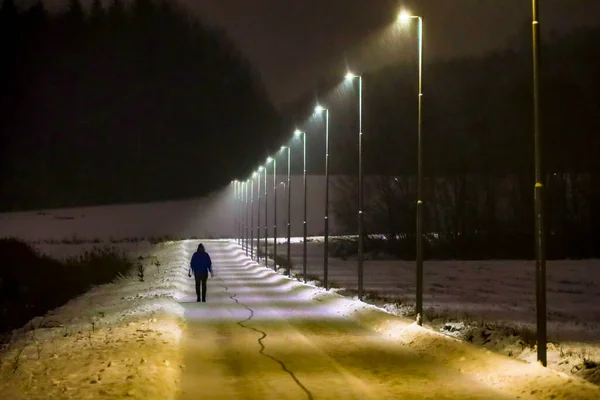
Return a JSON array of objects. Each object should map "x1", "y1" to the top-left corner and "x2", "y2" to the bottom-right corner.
[
  {"x1": 345, "y1": 72, "x2": 357, "y2": 81},
  {"x1": 280, "y1": 146, "x2": 287, "y2": 151},
  {"x1": 258, "y1": 166, "x2": 264, "y2": 171},
  {"x1": 314, "y1": 105, "x2": 324, "y2": 114},
  {"x1": 252, "y1": 172, "x2": 258, "y2": 178},
  {"x1": 398, "y1": 11, "x2": 412, "y2": 24},
  {"x1": 294, "y1": 129, "x2": 302, "y2": 136},
  {"x1": 266, "y1": 156, "x2": 273, "y2": 163}
]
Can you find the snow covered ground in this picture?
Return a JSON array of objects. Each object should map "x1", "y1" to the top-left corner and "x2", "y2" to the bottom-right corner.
[
  {"x1": 0, "y1": 194, "x2": 235, "y2": 242},
  {"x1": 175, "y1": 241, "x2": 600, "y2": 399},
  {"x1": 0, "y1": 240, "x2": 193, "y2": 399},
  {"x1": 1, "y1": 196, "x2": 599, "y2": 391},
  {"x1": 281, "y1": 242, "x2": 600, "y2": 339},
  {"x1": 1, "y1": 238, "x2": 599, "y2": 398},
  {"x1": 247, "y1": 240, "x2": 600, "y2": 381},
  {"x1": 0, "y1": 175, "x2": 350, "y2": 243}
]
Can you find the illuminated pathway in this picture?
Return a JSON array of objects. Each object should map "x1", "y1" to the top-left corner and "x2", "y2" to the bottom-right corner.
[{"x1": 176, "y1": 241, "x2": 515, "y2": 400}]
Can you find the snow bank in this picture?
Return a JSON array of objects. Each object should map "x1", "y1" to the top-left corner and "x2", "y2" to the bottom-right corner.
[
  {"x1": 244, "y1": 244, "x2": 600, "y2": 398},
  {"x1": 0, "y1": 241, "x2": 191, "y2": 400}
]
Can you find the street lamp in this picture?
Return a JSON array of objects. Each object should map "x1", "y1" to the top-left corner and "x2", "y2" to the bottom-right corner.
[
  {"x1": 294, "y1": 129, "x2": 308, "y2": 282},
  {"x1": 231, "y1": 181, "x2": 236, "y2": 242},
  {"x1": 231, "y1": 181, "x2": 237, "y2": 243},
  {"x1": 231, "y1": 180, "x2": 238, "y2": 241},
  {"x1": 280, "y1": 146, "x2": 292, "y2": 276},
  {"x1": 251, "y1": 172, "x2": 257, "y2": 260},
  {"x1": 279, "y1": 180, "x2": 287, "y2": 258},
  {"x1": 264, "y1": 158, "x2": 273, "y2": 267},
  {"x1": 531, "y1": 0, "x2": 547, "y2": 367},
  {"x1": 238, "y1": 182, "x2": 244, "y2": 244},
  {"x1": 257, "y1": 167, "x2": 263, "y2": 262},
  {"x1": 236, "y1": 180, "x2": 242, "y2": 245},
  {"x1": 279, "y1": 180, "x2": 287, "y2": 250},
  {"x1": 314, "y1": 104, "x2": 330, "y2": 290},
  {"x1": 266, "y1": 156, "x2": 277, "y2": 270},
  {"x1": 245, "y1": 180, "x2": 249, "y2": 256},
  {"x1": 398, "y1": 10, "x2": 425, "y2": 326},
  {"x1": 346, "y1": 71, "x2": 365, "y2": 301}
]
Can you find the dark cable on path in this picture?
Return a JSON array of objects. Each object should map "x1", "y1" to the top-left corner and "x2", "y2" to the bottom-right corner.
[{"x1": 216, "y1": 276, "x2": 314, "y2": 400}]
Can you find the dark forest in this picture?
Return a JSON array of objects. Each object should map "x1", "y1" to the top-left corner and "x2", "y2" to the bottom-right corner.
[{"x1": 0, "y1": 0, "x2": 283, "y2": 211}]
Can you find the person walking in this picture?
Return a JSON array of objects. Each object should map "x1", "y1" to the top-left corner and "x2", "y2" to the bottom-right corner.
[{"x1": 188, "y1": 243, "x2": 214, "y2": 302}]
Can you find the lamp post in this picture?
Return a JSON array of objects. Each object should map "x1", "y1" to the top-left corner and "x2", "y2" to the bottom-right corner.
[
  {"x1": 294, "y1": 129, "x2": 308, "y2": 282},
  {"x1": 280, "y1": 145, "x2": 292, "y2": 277},
  {"x1": 237, "y1": 181, "x2": 242, "y2": 245},
  {"x1": 264, "y1": 158, "x2": 272, "y2": 267},
  {"x1": 238, "y1": 181, "x2": 242, "y2": 245},
  {"x1": 238, "y1": 180, "x2": 241, "y2": 244},
  {"x1": 270, "y1": 157, "x2": 278, "y2": 271},
  {"x1": 240, "y1": 181, "x2": 244, "y2": 246},
  {"x1": 251, "y1": 173, "x2": 257, "y2": 260},
  {"x1": 314, "y1": 105, "x2": 330, "y2": 290},
  {"x1": 279, "y1": 180, "x2": 287, "y2": 260},
  {"x1": 233, "y1": 180, "x2": 238, "y2": 244},
  {"x1": 346, "y1": 72, "x2": 365, "y2": 301},
  {"x1": 232, "y1": 181, "x2": 237, "y2": 242},
  {"x1": 245, "y1": 180, "x2": 249, "y2": 255},
  {"x1": 399, "y1": 11, "x2": 424, "y2": 325},
  {"x1": 280, "y1": 180, "x2": 287, "y2": 262},
  {"x1": 531, "y1": 0, "x2": 546, "y2": 368},
  {"x1": 238, "y1": 182, "x2": 244, "y2": 247},
  {"x1": 257, "y1": 167, "x2": 263, "y2": 261}
]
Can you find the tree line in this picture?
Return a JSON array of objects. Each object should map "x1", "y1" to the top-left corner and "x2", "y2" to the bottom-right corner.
[{"x1": 0, "y1": 0, "x2": 283, "y2": 211}]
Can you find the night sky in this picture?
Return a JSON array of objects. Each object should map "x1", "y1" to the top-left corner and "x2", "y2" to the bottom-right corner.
[{"x1": 22, "y1": 0, "x2": 600, "y2": 107}]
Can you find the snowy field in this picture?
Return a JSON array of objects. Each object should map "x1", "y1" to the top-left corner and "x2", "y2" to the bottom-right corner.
[
  {"x1": 277, "y1": 242, "x2": 600, "y2": 341},
  {"x1": 0, "y1": 194, "x2": 235, "y2": 242},
  {"x1": 0, "y1": 175, "x2": 350, "y2": 244},
  {"x1": 251, "y1": 239, "x2": 600, "y2": 380}
]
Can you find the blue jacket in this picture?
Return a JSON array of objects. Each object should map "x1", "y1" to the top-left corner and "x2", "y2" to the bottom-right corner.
[{"x1": 190, "y1": 251, "x2": 212, "y2": 275}]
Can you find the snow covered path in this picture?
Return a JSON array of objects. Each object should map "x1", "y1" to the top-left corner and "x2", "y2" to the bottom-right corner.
[{"x1": 176, "y1": 241, "x2": 533, "y2": 400}]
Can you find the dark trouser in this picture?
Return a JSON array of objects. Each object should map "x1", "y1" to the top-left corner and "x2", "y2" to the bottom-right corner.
[{"x1": 194, "y1": 271, "x2": 208, "y2": 302}]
